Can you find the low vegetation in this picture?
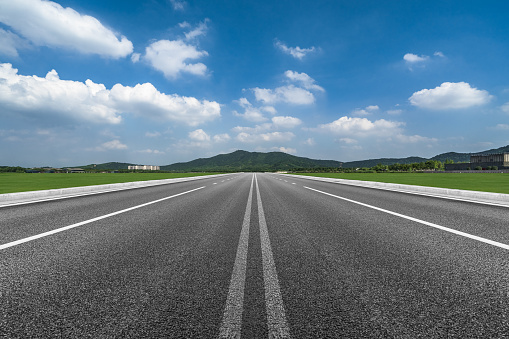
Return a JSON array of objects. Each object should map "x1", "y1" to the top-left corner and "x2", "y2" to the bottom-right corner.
[
  {"x1": 294, "y1": 172, "x2": 509, "y2": 194},
  {"x1": 0, "y1": 172, "x2": 220, "y2": 194}
]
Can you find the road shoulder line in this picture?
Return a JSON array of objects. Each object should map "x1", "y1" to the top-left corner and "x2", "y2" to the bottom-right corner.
[
  {"x1": 304, "y1": 186, "x2": 509, "y2": 251},
  {"x1": 0, "y1": 186, "x2": 205, "y2": 251}
]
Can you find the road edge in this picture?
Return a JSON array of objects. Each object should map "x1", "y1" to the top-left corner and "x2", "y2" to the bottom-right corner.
[
  {"x1": 282, "y1": 173, "x2": 509, "y2": 207},
  {"x1": 0, "y1": 173, "x2": 230, "y2": 206}
]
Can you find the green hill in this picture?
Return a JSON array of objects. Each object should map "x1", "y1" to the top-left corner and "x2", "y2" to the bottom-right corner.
[
  {"x1": 69, "y1": 145, "x2": 509, "y2": 172},
  {"x1": 161, "y1": 150, "x2": 342, "y2": 172}
]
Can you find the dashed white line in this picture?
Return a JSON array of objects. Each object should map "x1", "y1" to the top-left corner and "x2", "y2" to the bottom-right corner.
[
  {"x1": 219, "y1": 174, "x2": 254, "y2": 338},
  {"x1": 304, "y1": 186, "x2": 509, "y2": 251},
  {"x1": 255, "y1": 174, "x2": 291, "y2": 338},
  {"x1": 0, "y1": 186, "x2": 206, "y2": 251}
]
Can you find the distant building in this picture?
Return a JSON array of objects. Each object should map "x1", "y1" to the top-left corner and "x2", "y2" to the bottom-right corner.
[
  {"x1": 128, "y1": 165, "x2": 160, "y2": 171},
  {"x1": 66, "y1": 168, "x2": 85, "y2": 173},
  {"x1": 445, "y1": 153, "x2": 509, "y2": 171}
]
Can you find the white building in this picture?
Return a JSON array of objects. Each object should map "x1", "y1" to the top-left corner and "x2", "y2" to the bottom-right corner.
[{"x1": 128, "y1": 165, "x2": 160, "y2": 171}]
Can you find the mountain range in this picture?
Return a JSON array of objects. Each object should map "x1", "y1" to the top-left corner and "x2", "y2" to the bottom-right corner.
[{"x1": 78, "y1": 145, "x2": 509, "y2": 172}]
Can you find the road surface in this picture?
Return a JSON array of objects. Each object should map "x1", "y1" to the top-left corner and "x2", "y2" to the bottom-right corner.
[{"x1": 2, "y1": 173, "x2": 509, "y2": 338}]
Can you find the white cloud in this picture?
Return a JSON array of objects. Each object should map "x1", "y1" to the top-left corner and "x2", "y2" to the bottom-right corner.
[
  {"x1": 284, "y1": 71, "x2": 324, "y2": 92},
  {"x1": 272, "y1": 146, "x2": 297, "y2": 154},
  {"x1": 394, "y1": 134, "x2": 437, "y2": 143},
  {"x1": 189, "y1": 129, "x2": 211, "y2": 142},
  {"x1": 339, "y1": 138, "x2": 358, "y2": 144},
  {"x1": 233, "y1": 98, "x2": 268, "y2": 122},
  {"x1": 271, "y1": 116, "x2": 302, "y2": 129},
  {"x1": 495, "y1": 124, "x2": 509, "y2": 130},
  {"x1": 213, "y1": 133, "x2": 231, "y2": 142},
  {"x1": 303, "y1": 138, "x2": 315, "y2": 146},
  {"x1": 434, "y1": 51, "x2": 445, "y2": 58},
  {"x1": 386, "y1": 109, "x2": 403, "y2": 115},
  {"x1": 253, "y1": 85, "x2": 315, "y2": 105},
  {"x1": 252, "y1": 70, "x2": 323, "y2": 105},
  {"x1": 137, "y1": 148, "x2": 165, "y2": 154},
  {"x1": 0, "y1": 63, "x2": 220, "y2": 126},
  {"x1": 100, "y1": 140, "x2": 128, "y2": 151},
  {"x1": 131, "y1": 53, "x2": 141, "y2": 63},
  {"x1": 409, "y1": 82, "x2": 492, "y2": 110},
  {"x1": 352, "y1": 105, "x2": 379, "y2": 116},
  {"x1": 144, "y1": 39, "x2": 208, "y2": 79},
  {"x1": 501, "y1": 102, "x2": 509, "y2": 114},
  {"x1": 275, "y1": 40, "x2": 316, "y2": 60},
  {"x1": 236, "y1": 131, "x2": 295, "y2": 143},
  {"x1": 403, "y1": 53, "x2": 429, "y2": 63},
  {"x1": 184, "y1": 19, "x2": 209, "y2": 41},
  {"x1": 0, "y1": 28, "x2": 28, "y2": 57},
  {"x1": 0, "y1": 0, "x2": 133, "y2": 58},
  {"x1": 170, "y1": 0, "x2": 186, "y2": 11},
  {"x1": 317, "y1": 116, "x2": 404, "y2": 136},
  {"x1": 145, "y1": 131, "x2": 161, "y2": 137}
]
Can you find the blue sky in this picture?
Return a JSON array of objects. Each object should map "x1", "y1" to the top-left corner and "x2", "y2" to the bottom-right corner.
[{"x1": 1, "y1": 0, "x2": 509, "y2": 167}]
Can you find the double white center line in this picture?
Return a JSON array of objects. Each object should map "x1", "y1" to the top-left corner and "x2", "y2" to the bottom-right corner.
[{"x1": 219, "y1": 174, "x2": 291, "y2": 338}]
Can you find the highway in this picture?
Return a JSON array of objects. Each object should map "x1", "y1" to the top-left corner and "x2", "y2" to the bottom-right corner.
[{"x1": 2, "y1": 172, "x2": 509, "y2": 338}]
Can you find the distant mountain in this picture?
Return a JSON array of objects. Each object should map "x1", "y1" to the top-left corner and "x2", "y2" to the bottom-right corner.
[
  {"x1": 161, "y1": 150, "x2": 342, "y2": 172},
  {"x1": 70, "y1": 145, "x2": 509, "y2": 172}
]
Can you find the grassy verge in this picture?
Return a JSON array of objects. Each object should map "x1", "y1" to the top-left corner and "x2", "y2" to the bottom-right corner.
[
  {"x1": 293, "y1": 172, "x2": 509, "y2": 194},
  {"x1": 0, "y1": 173, "x2": 222, "y2": 194}
]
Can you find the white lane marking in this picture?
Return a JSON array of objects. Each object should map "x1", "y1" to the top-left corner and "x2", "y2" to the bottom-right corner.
[
  {"x1": 219, "y1": 174, "x2": 254, "y2": 338},
  {"x1": 291, "y1": 183, "x2": 296, "y2": 185},
  {"x1": 0, "y1": 186, "x2": 206, "y2": 251},
  {"x1": 304, "y1": 186, "x2": 509, "y2": 251},
  {"x1": 213, "y1": 183, "x2": 218, "y2": 185},
  {"x1": 284, "y1": 174, "x2": 509, "y2": 208},
  {"x1": 255, "y1": 174, "x2": 291, "y2": 338}
]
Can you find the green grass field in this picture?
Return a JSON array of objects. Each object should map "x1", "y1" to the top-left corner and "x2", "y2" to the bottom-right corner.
[
  {"x1": 295, "y1": 172, "x2": 509, "y2": 194},
  {"x1": 0, "y1": 173, "x2": 221, "y2": 194}
]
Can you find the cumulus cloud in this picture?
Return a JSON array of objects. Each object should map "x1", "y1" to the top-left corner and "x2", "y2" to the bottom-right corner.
[
  {"x1": 403, "y1": 53, "x2": 429, "y2": 63},
  {"x1": 189, "y1": 129, "x2": 210, "y2": 142},
  {"x1": 317, "y1": 116, "x2": 404, "y2": 136},
  {"x1": 274, "y1": 40, "x2": 316, "y2": 60},
  {"x1": 144, "y1": 39, "x2": 208, "y2": 79},
  {"x1": 271, "y1": 116, "x2": 302, "y2": 129},
  {"x1": 0, "y1": 28, "x2": 29, "y2": 57},
  {"x1": 0, "y1": 63, "x2": 220, "y2": 126},
  {"x1": 213, "y1": 133, "x2": 231, "y2": 142},
  {"x1": 236, "y1": 131, "x2": 295, "y2": 143},
  {"x1": 272, "y1": 146, "x2": 297, "y2": 154},
  {"x1": 284, "y1": 70, "x2": 324, "y2": 92},
  {"x1": 252, "y1": 70, "x2": 323, "y2": 105},
  {"x1": 0, "y1": 0, "x2": 133, "y2": 58},
  {"x1": 253, "y1": 85, "x2": 315, "y2": 105},
  {"x1": 352, "y1": 105, "x2": 379, "y2": 116},
  {"x1": 233, "y1": 98, "x2": 269, "y2": 122},
  {"x1": 409, "y1": 82, "x2": 492, "y2": 110}
]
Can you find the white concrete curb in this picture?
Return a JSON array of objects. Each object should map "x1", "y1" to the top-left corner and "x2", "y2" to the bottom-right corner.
[
  {"x1": 0, "y1": 173, "x2": 229, "y2": 206},
  {"x1": 283, "y1": 174, "x2": 509, "y2": 206}
]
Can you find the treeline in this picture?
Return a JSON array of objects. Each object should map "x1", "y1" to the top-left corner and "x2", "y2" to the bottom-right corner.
[
  {"x1": 0, "y1": 166, "x2": 27, "y2": 173},
  {"x1": 293, "y1": 159, "x2": 456, "y2": 173}
]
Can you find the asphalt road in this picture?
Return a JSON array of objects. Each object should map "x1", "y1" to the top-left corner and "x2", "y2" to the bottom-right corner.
[{"x1": 2, "y1": 173, "x2": 509, "y2": 338}]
